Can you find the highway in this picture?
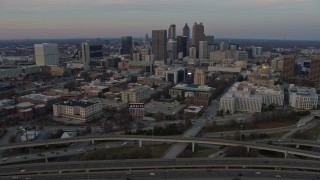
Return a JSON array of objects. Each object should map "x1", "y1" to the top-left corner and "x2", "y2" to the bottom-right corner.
[
  {"x1": 1, "y1": 135, "x2": 320, "y2": 159},
  {"x1": 163, "y1": 100, "x2": 219, "y2": 158},
  {"x1": 0, "y1": 141, "x2": 128, "y2": 165},
  {"x1": 1, "y1": 158, "x2": 320, "y2": 176},
  {"x1": 2, "y1": 169, "x2": 320, "y2": 180}
]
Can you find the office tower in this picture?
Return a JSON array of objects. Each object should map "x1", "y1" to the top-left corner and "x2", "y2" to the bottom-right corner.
[
  {"x1": 236, "y1": 51, "x2": 249, "y2": 61},
  {"x1": 194, "y1": 68, "x2": 206, "y2": 86},
  {"x1": 140, "y1": 44, "x2": 151, "y2": 61},
  {"x1": 199, "y1": 41, "x2": 208, "y2": 60},
  {"x1": 192, "y1": 22, "x2": 206, "y2": 57},
  {"x1": 168, "y1": 24, "x2": 176, "y2": 40},
  {"x1": 189, "y1": 47, "x2": 197, "y2": 59},
  {"x1": 165, "y1": 67, "x2": 187, "y2": 84},
  {"x1": 177, "y1": 36, "x2": 188, "y2": 58},
  {"x1": 152, "y1": 30, "x2": 167, "y2": 64},
  {"x1": 167, "y1": 39, "x2": 177, "y2": 64},
  {"x1": 229, "y1": 44, "x2": 238, "y2": 51},
  {"x1": 252, "y1": 46, "x2": 262, "y2": 57},
  {"x1": 207, "y1": 45, "x2": 215, "y2": 58},
  {"x1": 219, "y1": 42, "x2": 229, "y2": 51},
  {"x1": 34, "y1": 43, "x2": 59, "y2": 66},
  {"x1": 121, "y1": 36, "x2": 133, "y2": 55},
  {"x1": 309, "y1": 56, "x2": 320, "y2": 81},
  {"x1": 145, "y1": 33, "x2": 149, "y2": 42},
  {"x1": 183, "y1": 23, "x2": 190, "y2": 41},
  {"x1": 205, "y1": 35, "x2": 214, "y2": 45},
  {"x1": 283, "y1": 55, "x2": 296, "y2": 78},
  {"x1": 81, "y1": 42, "x2": 103, "y2": 66}
]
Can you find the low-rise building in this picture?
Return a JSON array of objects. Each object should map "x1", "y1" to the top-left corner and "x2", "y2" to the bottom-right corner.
[
  {"x1": 144, "y1": 101, "x2": 187, "y2": 117},
  {"x1": 121, "y1": 85, "x2": 152, "y2": 103},
  {"x1": 169, "y1": 84, "x2": 213, "y2": 99},
  {"x1": 289, "y1": 85, "x2": 318, "y2": 110},
  {"x1": 88, "y1": 97, "x2": 127, "y2": 112},
  {"x1": 184, "y1": 105, "x2": 204, "y2": 119},
  {"x1": 53, "y1": 100, "x2": 102, "y2": 122}
]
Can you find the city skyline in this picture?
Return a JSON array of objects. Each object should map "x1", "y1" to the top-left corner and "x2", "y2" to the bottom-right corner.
[{"x1": 0, "y1": 0, "x2": 319, "y2": 40}]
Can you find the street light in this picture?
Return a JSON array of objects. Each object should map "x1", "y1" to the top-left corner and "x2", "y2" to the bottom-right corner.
[{"x1": 240, "y1": 124, "x2": 243, "y2": 142}]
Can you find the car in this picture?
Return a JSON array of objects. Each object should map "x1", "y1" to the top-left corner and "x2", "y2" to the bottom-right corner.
[
  {"x1": 12, "y1": 176, "x2": 19, "y2": 179},
  {"x1": 121, "y1": 142, "x2": 128, "y2": 146},
  {"x1": 15, "y1": 156, "x2": 21, "y2": 159},
  {"x1": 19, "y1": 169, "x2": 26, "y2": 172},
  {"x1": 149, "y1": 172, "x2": 155, "y2": 176},
  {"x1": 275, "y1": 175, "x2": 282, "y2": 178},
  {"x1": 2, "y1": 158, "x2": 8, "y2": 161},
  {"x1": 77, "y1": 149, "x2": 83, "y2": 152},
  {"x1": 255, "y1": 172, "x2": 261, "y2": 175},
  {"x1": 23, "y1": 157, "x2": 28, "y2": 159},
  {"x1": 56, "y1": 152, "x2": 60, "y2": 154},
  {"x1": 64, "y1": 149, "x2": 68, "y2": 152}
]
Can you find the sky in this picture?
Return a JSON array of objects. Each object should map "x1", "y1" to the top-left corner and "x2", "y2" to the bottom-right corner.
[{"x1": 0, "y1": 0, "x2": 319, "y2": 40}]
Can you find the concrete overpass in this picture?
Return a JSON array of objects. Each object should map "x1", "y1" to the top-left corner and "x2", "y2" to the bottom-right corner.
[
  {"x1": 1, "y1": 135, "x2": 320, "y2": 159},
  {"x1": 1, "y1": 158, "x2": 320, "y2": 177}
]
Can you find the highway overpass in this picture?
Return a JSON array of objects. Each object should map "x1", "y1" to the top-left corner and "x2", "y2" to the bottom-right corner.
[
  {"x1": 1, "y1": 135, "x2": 320, "y2": 159},
  {"x1": 1, "y1": 158, "x2": 320, "y2": 176}
]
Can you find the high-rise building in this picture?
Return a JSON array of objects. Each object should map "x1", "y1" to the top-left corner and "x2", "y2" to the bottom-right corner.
[
  {"x1": 140, "y1": 44, "x2": 151, "y2": 61},
  {"x1": 121, "y1": 36, "x2": 133, "y2": 55},
  {"x1": 81, "y1": 42, "x2": 103, "y2": 66},
  {"x1": 199, "y1": 41, "x2": 208, "y2": 60},
  {"x1": 177, "y1": 36, "x2": 188, "y2": 58},
  {"x1": 219, "y1": 42, "x2": 229, "y2": 51},
  {"x1": 152, "y1": 30, "x2": 167, "y2": 64},
  {"x1": 168, "y1": 24, "x2": 176, "y2": 40},
  {"x1": 167, "y1": 39, "x2": 177, "y2": 64},
  {"x1": 189, "y1": 47, "x2": 197, "y2": 59},
  {"x1": 34, "y1": 43, "x2": 59, "y2": 66},
  {"x1": 205, "y1": 35, "x2": 214, "y2": 45},
  {"x1": 309, "y1": 56, "x2": 320, "y2": 81},
  {"x1": 252, "y1": 46, "x2": 263, "y2": 57},
  {"x1": 194, "y1": 68, "x2": 206, "y2": 86},
  {"x1": 145, "y1": 33, "x2": 149, "y2": 42},
  {"x1": 283, "y1": 55, "x2": 296, "y2": 78},
  {"x1": 183, "y1": 23, "x2": 190, "y2": 41},
  {"x1": 192, "y1": 22, "x2": 205, "y2": 57}
]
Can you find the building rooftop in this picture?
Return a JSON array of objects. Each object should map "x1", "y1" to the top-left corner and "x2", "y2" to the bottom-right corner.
[
  {"x1": 57, "y1": 100, "x2": 96, "y2": 108},
  {"x1": 184, "y1": 106, "x2": 203, "y2": 113},
  {"x1": 172, "y1": 84, "x2": 213, "y2": 92},
  {"x1": 20, "y1": 93, "x2": 61, "y2": 102},
  {"x1": 144, "y1": 101, "x2": 187, "y2": 116},
  {"x1": 16, "y1": 102, "x2": 35, "y2": 108}
]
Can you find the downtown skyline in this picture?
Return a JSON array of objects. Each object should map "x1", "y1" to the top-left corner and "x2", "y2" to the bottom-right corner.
[{"x1": 0, "y1": 0, "x2": 319, "y2": 40}]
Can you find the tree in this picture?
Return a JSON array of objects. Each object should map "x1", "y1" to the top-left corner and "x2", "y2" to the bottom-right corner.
[
  {"x1": 63, "y1": 81, "x2": 77, "y2": 90},
  {"x1": 226, "y1": 110, "x2": 230, "y2": 115},
  {"x1": 80, "y1": 72, "x2": 91, "y2": 82}
]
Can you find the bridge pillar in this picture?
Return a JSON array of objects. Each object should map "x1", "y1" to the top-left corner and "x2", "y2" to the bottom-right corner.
[
  {"x1": 139, "y1": 140, "x2": 142, "y2": 147},
  {"x1": 45, "y1": 158, "x2": 48, "y2": 163},
  {"x1": 192, "y1": 142, "x2": 195, "y2": 152},
  {"x1": 246, "y1": 147, "x2": 250, "y2": 153},
  {"x1": 225, "y1": 166, "x2": 228, "y2": 169},
  {"x1": 91, "y1": 140, "x2": 95, "y2": 145},
  {"x1": 284, "y1": 152, "x2": 288, "y2": 159},
  {"x1": 296, "y1": 144, "x2": 300, "y2": 148}
]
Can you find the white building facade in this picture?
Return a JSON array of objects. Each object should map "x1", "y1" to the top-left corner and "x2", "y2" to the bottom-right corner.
[{"x1": 34, "y1": 43, "x2": 59, "y2": 66}]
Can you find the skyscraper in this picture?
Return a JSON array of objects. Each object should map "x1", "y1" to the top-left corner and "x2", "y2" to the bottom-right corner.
[
  {"x1": 167, "y1": 39, "x2": 177, "y2": 64},
  {"x1": 189, "y1": 47, "x2": 197, "y2": 59},
  {"x1": 34, "y1": 43, "x2": 59, "y2": 66},
  {"x1": 309, "y1": 56, "x2": 320, "y2": 81},
  {"x1": 81, "y1": 42, "x2": 103, "y2": 66},
  {"x1": 168, "y1": 24, "x2": 176, "y2": 40},
  {"x1": 283, "y1": 55, "x2": 296, "y2": 78},
  {"x1": 194, "y1": 68, "x2": 206, "y2": 86},
  {"x1": 121, "y1": 36, "x2": 133, "y2": 55},
  {"x1": 192, "y1": 22, "x2": 206, "y2": 57},
  {"x1": 152, "y1": 30, "x2": 167, "y2": 64},
  {"x1": 205, "y1": 35, "x2": 214, "y2": 45},
  {"x1": 183, "y1": 23, "x2": 190, "y2": 41},
  {"x1": 199, "y1": 41, "x2": 208, "y2": 60},
  {"x1": 177, "y1": 36, "x2": 188, "y2": 58}
]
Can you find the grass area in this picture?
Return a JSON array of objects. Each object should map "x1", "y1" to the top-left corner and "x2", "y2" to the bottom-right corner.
[
  {"x1": 259, "y1": 150, "x2": 285, "y2": 158},
  {"x1": 203, "y1": 118, "x2": 298, "y2": 133},
  {"x1": 192, "y1": 147, "x2": 220, "y2": 158},
  {"x1": 37, "y1": 119, "x2": 63, "y2": 126},
  {"x1": 79, "y1": 144, "x2": 170, "y2": 161},
  {"x1": 267, "y1": 131, "x2": 289, "y2": 139},
  {"x1": 305, "y1": 124, "x2": 320, "y2": 140}
]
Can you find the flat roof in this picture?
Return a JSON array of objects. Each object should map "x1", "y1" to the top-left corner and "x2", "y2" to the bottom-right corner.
[
  {"x1": 57, "y1": 100, "x2": 96, "y2": 108},
  {"x1": 144, "y1": 101, "x2": 187, "y2": 116}
]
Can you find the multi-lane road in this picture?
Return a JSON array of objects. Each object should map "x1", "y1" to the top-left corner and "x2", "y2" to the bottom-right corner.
[{"x1": 1, "y1": 158, "x2": 320, "y2": 176}]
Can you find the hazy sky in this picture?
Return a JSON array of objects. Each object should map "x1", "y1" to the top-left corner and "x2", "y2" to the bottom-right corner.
[{"x1": 0, "y1": 0, "x2": 319, "y2": 40}]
